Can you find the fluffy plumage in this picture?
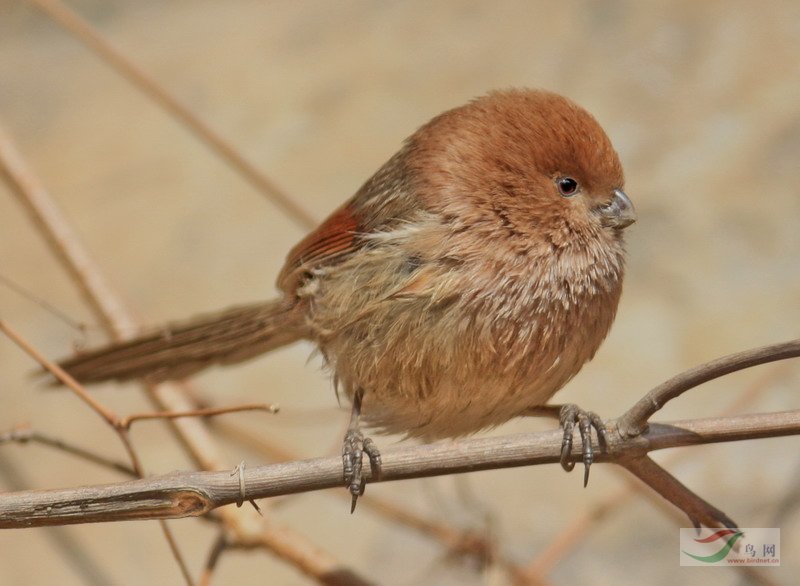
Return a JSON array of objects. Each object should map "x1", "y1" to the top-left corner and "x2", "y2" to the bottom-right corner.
[{"x1": 58, "y1": 89, "x2": 635, "y2": 440}]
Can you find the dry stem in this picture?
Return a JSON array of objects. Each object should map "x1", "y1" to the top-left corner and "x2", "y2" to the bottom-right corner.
[
  {"x1": 522, "y1": 361, "x2": 794, "y2": 579},
  {"x1": 1, "y1": 410, "x2": 797, "y2": 529},
  {"x1": 24, "y1": 0, "x2": 317, "y2": 231},
  {"x1": 618, "y1": 338, "x2": 800, "y2": 437},
  {"x1": 0, "y1": 424, "x2": 136, "y2": 477},
  {"x1": 0, "y1": 118, "x2": 365, "y2": 584}
]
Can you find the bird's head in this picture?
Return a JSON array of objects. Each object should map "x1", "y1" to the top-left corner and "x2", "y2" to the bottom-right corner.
[{"x1": 408, "y1": 89, "x2": 635, "y2": 255}]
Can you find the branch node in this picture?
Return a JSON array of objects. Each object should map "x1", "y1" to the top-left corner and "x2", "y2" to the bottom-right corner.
[{"x1": 231, "y1": 461, "x2": 247, "y2": 508}]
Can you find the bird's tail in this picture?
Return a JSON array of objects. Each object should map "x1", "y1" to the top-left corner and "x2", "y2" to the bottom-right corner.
[{"x1": 57, "y1": 298, "x2": 307, "y2": 384}]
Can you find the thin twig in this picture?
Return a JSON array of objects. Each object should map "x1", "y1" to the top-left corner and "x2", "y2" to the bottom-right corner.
[
  {"x1": 0, "y1": 425, "x2": 136, "y2": 477},
  {"x1": 0, "y1": 318, "x2": 191, "y2": 581},
  {"x1": 160, "y1": 519, "x2": 196, "y2": 586},
  {"x1": 0, "y1": 320, "x2": 118, "y2": 424},
  {"x1": 618, "y1": 338, "x2": 800, "y2": 437},
  {"x1": 0, "y1": 126, "x2": 193, "y2": 584},
  {"x1": 199, "y1": 532, "x2": 229, "y2": 586},
  {"x1": 0, "y1": 273, "x2": 88, "y2": 333},
  {"x1": 0, "y1": 454, "x2": 117, "y2": 586},
  {"x1": 517, "y1": 496, "x2": 618, "y2": 582},
  {"x1": 24, "y1": 0, "x2": 316, "y2": 231},
  {"x1": 121, "y1": 404, "x2": 279, "y2": 429},
  {"x1": 1, "y1": 410, "x2": 797, "y2": 529},
  {"x1": 523, "y1": 361, "x2": 794, "y2": 577},
  {"x1": 0, "y1": 122, "x2": 136, "y2": 336},
  {"x1": 0, "y1": 112, "x2": 362, "y2": 584}
]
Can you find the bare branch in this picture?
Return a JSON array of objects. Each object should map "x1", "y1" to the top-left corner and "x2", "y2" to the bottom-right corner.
[
  {"x1": 161, "y1": 520, "x2": 196, "y2": 586},
  {"x1": 618, "y1": 455, "x2": 736, "y2": 529},
  {"x1": 0, "y1": 425, "x2": 136, "y2": 477},
  {"x1": 617, "y1": 338, "x2": 800, "y2": 437},
  {"x1": 0, "y1": 273, "x2": 88, "y2": 333},
  {"x1": 1, "y1": 410, "x2": 797, "y2": 529},
  {"x1": 0, "y1": 452, "x2": 118, "y2": 586},
  {"x1": 0, "y1": 108, "x2": 362, "y2": 584},
  {"x1": 121, "y1": 404, "x2": 279, "y2": 429},
  {"x1": 0, "y1": 320, "x2": 119, "y2": 426},
  {"x1": 2, "y1": 54, "x2": 796, "y2": 580},
  {"x1": 199, "y1": 532, "x2": 229, "y2": 586},
  {"x1": 0, "y1": 123, "x2": 137, "y2": 336},
  {"x1": 0, "y1": 318, "x2": 194, "y2": 579},
  {"x1": 209, "y1": 417, "x2": 504, "y2": 559},
  {"x1": 522, "y1": 361, "x2": 793, "y2": 578}
]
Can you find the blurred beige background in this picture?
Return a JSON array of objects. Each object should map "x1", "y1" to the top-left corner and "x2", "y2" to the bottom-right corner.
[{"x1": 1, "y1": 1, "x2": 799, "y2": 584}]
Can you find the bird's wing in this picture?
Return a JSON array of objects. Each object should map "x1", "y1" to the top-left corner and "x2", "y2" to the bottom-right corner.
[
  {"x1": 277, "y1": 150, "x2": 412, "y2": 294},
  {"x1": 278, "y1": 202, "x2": 360, "y2": 293}
]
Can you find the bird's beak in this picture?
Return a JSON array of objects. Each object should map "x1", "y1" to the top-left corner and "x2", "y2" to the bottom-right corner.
[{"x1": 598, "y1": 188, "x2": 636, "y2": 229}]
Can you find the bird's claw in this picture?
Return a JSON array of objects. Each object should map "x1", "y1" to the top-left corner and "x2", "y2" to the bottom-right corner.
[
  {"x1": 342, "y1": 429, "x2": 381, "y2": 513},
  {"x1": 559, "y1": 404, "x2": 607, "y2": 487}
]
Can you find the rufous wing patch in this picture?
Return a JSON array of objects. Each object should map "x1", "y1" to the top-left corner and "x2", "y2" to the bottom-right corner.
[{"x1": 277, "y1": 202, "x2": 360, "y2": 293}]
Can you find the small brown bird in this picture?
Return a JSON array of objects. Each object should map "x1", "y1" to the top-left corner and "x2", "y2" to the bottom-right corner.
[{"x1": 59, "y1": 89, "x2": 635, "y2": 505}]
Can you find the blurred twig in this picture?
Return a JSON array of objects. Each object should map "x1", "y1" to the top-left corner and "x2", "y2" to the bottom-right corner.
[
  {"x1": 199, "y1": 531, "x2": 229, "y2": 586},
  {"x1": 0, "y1": 123, "x2": 136, "y2": 336},
  {"x1": 0, "y1": 318, "x2": 194, "y2": 584},
  {"x1": 0, "y1": 120, "x2": 367, "y2": 585},
  {"x1": 24, "y1": 0, "x2": 316, "y2": 231},
  {"x1": 0, "y1": 454, "x2": 116, "y2": 586},
  {"x1": 0, "y1": 424, "x2": 136, "y2": 477},
  {"x1": 0, "y1": 273, "x2": 88, "y2": 333}
]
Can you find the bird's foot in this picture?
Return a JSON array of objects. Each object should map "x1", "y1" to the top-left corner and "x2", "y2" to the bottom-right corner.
[
  {"x1": 559, "y1": 404, "x2": 607, "y2": 487},
  {"x1": 342, "y1": 428, "x2": 382, "y2": 513}
]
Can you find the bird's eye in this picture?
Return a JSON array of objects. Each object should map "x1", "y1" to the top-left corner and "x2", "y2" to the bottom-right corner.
[{"x1": 556, "y1": 177, "x2": 579, "y2": 197}]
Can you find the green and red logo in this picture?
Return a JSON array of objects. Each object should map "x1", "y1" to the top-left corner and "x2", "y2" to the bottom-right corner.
[
  {"x1": 679, "y1": 528, "x2": 780, "y2": 566},
  {"x1": 681, "y1": 529, "x2": 743, "y2": 563}
]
